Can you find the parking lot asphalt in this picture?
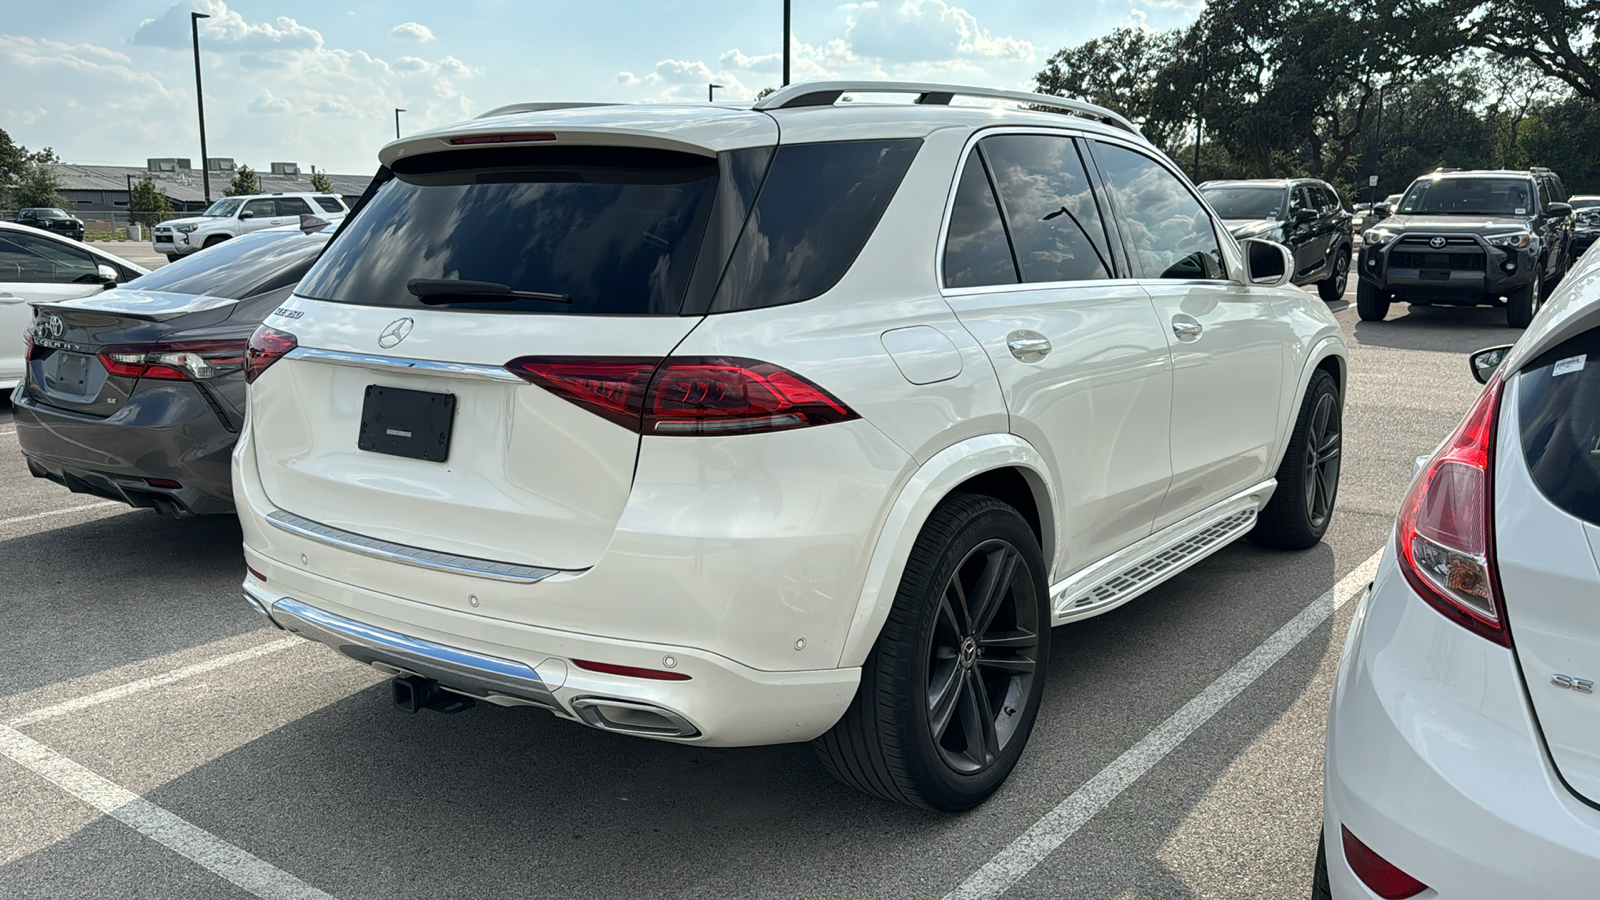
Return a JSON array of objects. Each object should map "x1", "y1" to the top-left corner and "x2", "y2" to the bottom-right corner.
[{"x1": 0, "y1": 283, "x2": 1512, "y2": 899}]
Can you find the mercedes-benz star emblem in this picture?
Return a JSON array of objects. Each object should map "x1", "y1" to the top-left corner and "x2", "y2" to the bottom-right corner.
[
  {"x1": 1429, "y1": 236, "x2": 1447, "y2": 249},
  {"x1": 47, "y1": 315, "x2": 64, "y2": 338},
  {"x1": 378, "y1": 317, "x2": 414, "y2": 349}
]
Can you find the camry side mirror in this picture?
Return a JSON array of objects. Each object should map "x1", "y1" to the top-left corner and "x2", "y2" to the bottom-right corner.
[
  {"x1": 1546, "y1": 202, "x2": 1573, "y2": 219},
  {"x1": 1470, "y1": 345, "x2": 1513, "y2": 384},
  {"x1": 1242, "y1": 238, "x2": 1294, "y2": 287},
  {"x1": 95, "y1": 263, "x2": 119, "y2": 290},
  {"x1": 240, "y1": 210, "x2": 255, "y2": 220}
]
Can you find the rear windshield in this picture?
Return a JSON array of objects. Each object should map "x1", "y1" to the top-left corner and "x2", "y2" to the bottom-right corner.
[
  {"x1": 127, "y1": 231, "x2": 327, "y2": 300},
  {"x1": 1199, "y1": 186, "x2": 1285, "y2": 220},
  {"x1": 296, "y1": 146, "x2": 720, "y2": 315},
  {"x1": 1518, "y1": 329, "x2": 1600, "y2": 525}
]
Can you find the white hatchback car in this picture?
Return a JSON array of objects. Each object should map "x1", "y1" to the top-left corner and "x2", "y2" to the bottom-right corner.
[
  {"x1": 1320, "y1": 242, "x2": 1600, "y2": 895},
  {"x1": 236, "y1": 82, "x2": 1348, "y2": 809}
]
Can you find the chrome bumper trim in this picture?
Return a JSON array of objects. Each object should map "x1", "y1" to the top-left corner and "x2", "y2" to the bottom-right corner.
[
  {"x1": 270, "y1": 596, "x2": 560, "y2": 709},
  {"x1": 265, "y1": 510, "x2": 561, "y2": 584},
  {"x1": 284, "y1": 346, "x2": 524, "y2": 383}
]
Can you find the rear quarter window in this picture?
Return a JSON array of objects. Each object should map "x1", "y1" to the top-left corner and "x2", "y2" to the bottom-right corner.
[{"x1": 1518, "y1": 329, "x2": 1600, "y2": 525}]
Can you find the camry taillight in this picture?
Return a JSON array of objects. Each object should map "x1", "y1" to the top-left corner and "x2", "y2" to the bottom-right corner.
[
  {"x1": 1395, "y1": 371, "x2": 1508, "y2": 645},
  {"x1": 98, "y1": 340, "x2": 249, "y2": 381},
  {"x1": 504, "y1": 356, "x2": 857, "y2": 435},
  {"x1": 244, "y1": 326, "x2": 298, "y2": 385}
]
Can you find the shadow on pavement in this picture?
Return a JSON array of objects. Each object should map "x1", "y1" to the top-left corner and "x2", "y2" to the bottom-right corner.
[{"x1": 1351, "y1": 302, "x2": 1518, "y2": 353}]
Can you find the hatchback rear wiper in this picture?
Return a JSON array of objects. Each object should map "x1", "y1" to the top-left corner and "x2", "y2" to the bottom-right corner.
[{"x1": 407, "y1": 278, "x2": 572, "y2": 304}]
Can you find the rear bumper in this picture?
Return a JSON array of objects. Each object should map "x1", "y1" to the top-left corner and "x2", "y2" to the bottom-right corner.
[
  {"x1": 1323, "y1": 548, "x2": 1600, "y2": 898},
  {"x1": 13, "y1": 384, "x2": 237, "y2": 515}
]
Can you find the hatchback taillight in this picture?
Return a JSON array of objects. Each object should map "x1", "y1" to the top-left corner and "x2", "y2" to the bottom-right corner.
[
  {"x1": 1395, "y1": 371, "x2": 1508, "y2": 644},
  {"x1": 98, "y1": 340, "x2": 249, "y2": 381},
  {"x1": 504, "y1": 356, "x2": 857, "y2": 435},
  {"x1": 244, "y1": 326, "x2": 298, "y2": 385},
  {"x1": 1341, "y1": 826, "x2": 1428, "y2": 899}
]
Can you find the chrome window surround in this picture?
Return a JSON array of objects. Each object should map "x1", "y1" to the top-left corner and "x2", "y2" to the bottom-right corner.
[
  {"x1": 265, "y1": 510, "x2": 563, "y2": 584},
  {"x1": 283, "y1": 346, "x2": 524, "y2": 382}
]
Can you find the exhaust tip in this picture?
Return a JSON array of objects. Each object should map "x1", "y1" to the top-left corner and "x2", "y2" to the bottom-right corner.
[{"x1": 570, "y1": 697, "x2": 700, "y2": 739}]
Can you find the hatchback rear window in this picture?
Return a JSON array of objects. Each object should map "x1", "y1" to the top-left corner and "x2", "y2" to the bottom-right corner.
[
  {"x1": 1518, "y1": 328, "x2": 1600, "y2": 525},
  {"x1": 296, "y1": 146, "x2": 720, "y2": 315}
]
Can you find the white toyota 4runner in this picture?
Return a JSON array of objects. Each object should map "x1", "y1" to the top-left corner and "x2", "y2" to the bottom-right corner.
[
  {"x1": 153, "y1": 192, "x2": 346, "y2": 261},
  {"x1": 235, "y1": 82, "x2": 1348, "y2": 810}
]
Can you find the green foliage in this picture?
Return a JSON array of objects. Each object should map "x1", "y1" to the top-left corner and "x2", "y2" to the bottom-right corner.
[
  {"x1": 128, "y1": 177, "x2": 173, "y2": 228},
  {"x1": 1036, "y1": 26, "x2": 1181, "y2": 147},
  {"x1": 0, "y1": 128, "x2": 67, "y2": 209},
  {"x1": 224, "y1": 163, "x2": 261, "y2": 197},
  {"x1": 309, "y1": 170, "x2": 333, "y2": 192}
]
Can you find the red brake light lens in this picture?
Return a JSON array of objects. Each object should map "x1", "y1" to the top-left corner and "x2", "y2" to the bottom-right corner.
[
  {"x1": 1341, "y1": 826, "x2": 1428, "y2": 899},
  {"x1": 503, "y1": 357, "x2": 661, "y2": 431},
  {"x1": 1395, "y1": 372, "x2": 1508, "y2": 644},
  {"x1": 244, "y1": 326, "x2": 298, "y2": 385},
  {"x1": 97, "y1": 340, "x2": 249, "y2": 381},
  {"x1": 448, "y1": 132, "x2": 557, "y2": 145}
]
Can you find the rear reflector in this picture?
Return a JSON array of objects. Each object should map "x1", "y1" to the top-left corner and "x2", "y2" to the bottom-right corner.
[
  {"x1": 448, "y1": 132, "x2": 557, "y2": 145},
  {"x1": 504, "y1": 356, "x2": 857, "y2": 435},
  {"x1": 143, "y1": 477, "x2": 182, "y2": 489},
  {"x1": 246, "y1": 565, "x2": 267, "y2": 582},
  {"x1": 245, "y1": 326, "x2": 298, "y2": 385},
  {"x1": 572, "y1": 658, "x2": 691, "y2": 681},
  {"x1": 1341, "y1": 826, "x2": 1428, "y2": 899}
]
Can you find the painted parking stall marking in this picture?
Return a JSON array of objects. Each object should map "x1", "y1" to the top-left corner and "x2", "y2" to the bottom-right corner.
[
  {"x1": 0, "y1": 501, "x2": 122, "y2": 528},
  {"x1": 945, "y1": 547, "x2": 1384, "y2": 900}
]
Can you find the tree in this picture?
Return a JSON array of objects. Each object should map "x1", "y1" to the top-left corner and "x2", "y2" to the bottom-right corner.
[
  {"x1": 224, "y1": 163, "x2": 261, "y2": 196},
  {"x1": 128, "y1": 177, "x2": 174, "y2": 228},
  {"x1": 7, "y1": 152, "x2": 67, "y2": 209},
  {"x1": 1036, "y1": 26, "x2": 1184, "y2": 148},
  {"x1": 0, "y1": 128, "x2": 27, "y2": 200},
  {"x1": 309, "y1": 170, "x2": 333, "y2": 192},
  {"x1": 754, "y1": 87, "x2": 776, "y2": 101},
  {"x1": 1429, "y1": 0, "x2": 1600, "y2": 103}
]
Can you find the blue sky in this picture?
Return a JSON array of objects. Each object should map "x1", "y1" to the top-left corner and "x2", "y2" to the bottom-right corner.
[{"x1": 1, "y1": 0, "x2": 1205, "y2": 175}]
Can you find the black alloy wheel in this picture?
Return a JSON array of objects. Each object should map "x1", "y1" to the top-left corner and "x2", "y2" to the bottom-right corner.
[
  {"x1": 925, "y1": 538, "x2": 1040, "y2": 775},
  {"x1": 1508, "y1": 275, "x2": 1541, "y2": 328},
  {"x1": 1302, "y1": 389, "x2": 1341, "y2": 533},
  {"x1": 1317, "y1": 248, "x2": 1350, "y2": 302},
  {"x1": 1249, "y1": 368, "x2": 1342, "y2": 549}
]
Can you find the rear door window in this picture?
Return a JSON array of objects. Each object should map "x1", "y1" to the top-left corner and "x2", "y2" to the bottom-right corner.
[
  {"x1": 1091, "y1": 141, "x2": 1226, "y2": 281},
  {"x1": 979, "y1": 134, "x2": 1113, "y2": 283},
  {"x1": 943, "y1": 149, "x2": 1018, "y2": 289},
  {"x1": 1518, "y1": 329, "x2": 1600, "y2": 525}
]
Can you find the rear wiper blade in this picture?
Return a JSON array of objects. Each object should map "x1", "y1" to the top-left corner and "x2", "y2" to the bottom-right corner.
[{"x1": 407, "y1": 278, "x2": 572, "y2": 305}]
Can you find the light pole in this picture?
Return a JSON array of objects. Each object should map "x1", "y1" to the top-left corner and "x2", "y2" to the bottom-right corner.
[
  {"x1": 191, "y1": 11, "x2": 212, "y2": 203},
  {"x1": 708, "y1": 83, "x2": 723, "y2": 103},
  {"x1": 1369, "y1": 85, "x2": 1386, "y2": 209},
  {"x1": 783, "y1": 0, "x2": 791, "y2": 86},
  {"x1": 395, "y1": 108, "x2": 406, "y2": 140}
]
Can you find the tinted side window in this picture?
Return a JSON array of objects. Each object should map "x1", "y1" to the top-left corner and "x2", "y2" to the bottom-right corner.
[
  {"x1": 276, "y1": 197, "x2": 313, "y2": 216},
  {"x1": 0, "y1": 231, "x2": 96, "y2": 284},
  {"x1": 981, "y1": 135, "x2": 1112, "y2": 283},
  {"x1": 1093, "y1": 142, "x2": 1225, "y2": 280},
  {"x1": 1519, "y1": 329, "x2": 1600, "y2": 525},
  {"x1": 709, "y1": 139, "x2": 920, "y2": 312},
  {"x1": 943, "y1": 150, "x2": 1018, "y2": 288},
  {"x1": 242, "y1": 198, "x2": 275, "y2": 218},
  {"x1": 314, "y1": 196, "x2": 344, "y2": 213}
]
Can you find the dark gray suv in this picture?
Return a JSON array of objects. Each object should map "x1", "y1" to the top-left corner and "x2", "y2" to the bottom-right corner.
[{"x1": 1357, "y1": 168, "x2": 1574, "y2": 327}]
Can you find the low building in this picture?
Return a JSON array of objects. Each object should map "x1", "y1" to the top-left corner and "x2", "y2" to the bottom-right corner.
[{"x1": 50, "y1": 158, "x2": 372, "y2": 227}]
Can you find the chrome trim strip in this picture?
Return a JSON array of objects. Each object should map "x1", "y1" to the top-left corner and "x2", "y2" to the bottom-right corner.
[
  {"x1": 284, "y1": 346, "x2": 524, "y2": 382},
  {"x1": 265, "y1": 510, "x2": 561, "y2": 584},
  {"x1": 270, "y1": 597, "x2": 559, "y2": 708}
]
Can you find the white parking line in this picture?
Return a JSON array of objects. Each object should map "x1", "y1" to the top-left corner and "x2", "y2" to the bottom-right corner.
[
  {"x1": 0, "y1": 426, "x2": 16, "y2": 436},
  {"x1": 0, "y1": 725, "x2": 338, "y2": 900},
  {"x1": 945, "y1": 546, "x2": 1385, "y2": 900},
  {"x1": 7, "y1": 637, "x2": 301, "y2": 728},
  {"x1": 0, "y1": 501, "x2": 122, "y2": 528}
]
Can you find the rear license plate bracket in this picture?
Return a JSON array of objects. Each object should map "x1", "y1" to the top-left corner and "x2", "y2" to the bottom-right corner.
[{"x1": 358, "y1": 385, "x2": 456, "y2": 462}]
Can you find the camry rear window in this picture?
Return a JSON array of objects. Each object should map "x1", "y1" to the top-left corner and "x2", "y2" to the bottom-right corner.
[
  {"x1": 127, "y1": 232, "x2": 326, "y2": 300},
  {"x1": 1519, "y1": 328, "x2": 1600, "y2": 525},
  {"x1": 296, "y1": 146, "x2": 720, "y2": 315}
]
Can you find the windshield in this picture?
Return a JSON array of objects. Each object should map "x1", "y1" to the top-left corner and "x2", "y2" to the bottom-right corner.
[
  {"x1": 28, "y1": 208, "x2": 70, "y2": 218},
  {"x1": 1571, "y1": 197, "x2": 1600, "y2": 210},
  {"x1": 126, "y1": 231, "x2": 326, "y2": 299},
  {"x1": 202, "y1": 198, "x2": 244, "y2": 217},
  {"x1": 1398, "y1": 177, "x2": 1534, "y2": 216},
  {"x1": 1199, "y1": 187, "x2": 1285, "y2": 220}
]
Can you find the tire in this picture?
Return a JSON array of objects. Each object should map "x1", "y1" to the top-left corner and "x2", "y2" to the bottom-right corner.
[
  {"x1": 165, "y1": 254, "x2": 179, "y2": 263},
  {"x1": 1507, "y1": 276, "x2": 1541, "y2": 328},
  {"x1": 1542, "y1": 254, "x2": 1568, "y2": 296},
  {"x1": 202, "y1": 234, "x2": 230, "y2": 249},
  {"x1": 1316, "y1": 246, "x2": 1351, "y2": 302},
  {"x1": 1249, "y1": 369, "x2": 1341, "y2": 550},
  {"x1": 1312, "y1": 833, "x2": 1333, "y2": 900},
  {"x1": 1355, "y1": 279, "x2": 1389, "y2": 321},
  {"x1": 813, "y1": 493, "x2": 1050, "y2": 811}
]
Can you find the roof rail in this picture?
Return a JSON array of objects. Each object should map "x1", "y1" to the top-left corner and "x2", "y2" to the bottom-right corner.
[
  {"x1": 752, "y1": 81, "x2": 1141, "y2": 135},
  {"x1": 474, "y1": 102, "x2": 620, "y2": 120}
]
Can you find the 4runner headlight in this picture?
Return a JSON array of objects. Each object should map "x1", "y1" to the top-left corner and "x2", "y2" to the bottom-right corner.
[
  {"x1": 1362, "y1": 228, "x2": 1397, "y2": 246},
  {"x1": 1486, "y1": 231, "x2": 1534, "y2": 250},
  {"x1": 175, "y1": 224, "x2": 199, "y2": 233}
]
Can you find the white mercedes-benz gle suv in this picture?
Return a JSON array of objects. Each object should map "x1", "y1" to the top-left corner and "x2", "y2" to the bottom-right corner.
[{"x1": 235, "y1": 82, "x2": 1348, "y2": 810}]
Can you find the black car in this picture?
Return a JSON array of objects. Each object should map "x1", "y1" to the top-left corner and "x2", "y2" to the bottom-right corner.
[
  {"x1": 1357, "y1": 168, "x2": 1573, "y2": 327},
  {"x1": 14, "y1": 229, "x2": 328, "y2": 516},
  {"x1": 1198, "y1": 178, "x2": 1353, "y2": 301},
  {"x1": 10, "y1": 207, "x2": 85, "y2": 241}
]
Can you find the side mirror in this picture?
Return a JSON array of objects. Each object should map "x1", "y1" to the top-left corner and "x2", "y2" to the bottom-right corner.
[
  {"x1": 1470, "y1": 345, "x2": 1513, "y2": 384},
  {"x1": 1546, "y1": 202, "x2": 1573, "y2": 219},
  {"x1": 240, "y1": 210, "x2": 255, "y2": 220},
  {"x1": 1373, "y1": 203, "x2": 1392, "y2": 218},
  {"x1": 1242, "y1": 238, "x2": 1294, "y2": 287},
  {"x1": 298, "y1": 214, "x2": 331, "y2": 234},
  {"x1": 95, "y1": 263, "x2": 119, "y2": 290},
  {"x1": 1293, "y1": 208, "x2": 1318, "y2": 224}
]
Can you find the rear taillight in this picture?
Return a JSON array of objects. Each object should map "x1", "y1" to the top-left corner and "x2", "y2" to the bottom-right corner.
[
  {"x1": 1341, "y1": 826, "x2": 1427, "y2": 899},
  {"x1": 98, "y1": 340, "x2": 249, "y2": 381},
  {"x1": 1395, "y1": 372, "x2": 1508, "y2": 645},
  {"x1": 24, "y1": 329, "x2": 41, "y2": 360},
  {"x1": 504, "y1": 356, "x2": 857, "y2": 435},
  {"x1": 244, "y1": 326, "x2": 298, "y2": 385}
]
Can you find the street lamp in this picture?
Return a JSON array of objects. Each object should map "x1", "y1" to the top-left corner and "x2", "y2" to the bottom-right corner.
[
  {"x1": 191, "y1": 11, "x2": 212, "y2": 203},
  {"x1": 708, "y1": 83, "x2": 723, "y2": 103},
  {"x1": 395, "y1": 108, "x2": 406, "y2": 140},
  {"x1": 783, "y1": 0, "x2": 791, "y2": 87}
]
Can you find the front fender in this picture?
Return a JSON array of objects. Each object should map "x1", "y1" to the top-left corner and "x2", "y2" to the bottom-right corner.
[
  {"x1": 835, "y1": 433, "x2": 1054, "y2": 667},
  {"x1": 1269, "y1": 331, "x2": 1347, "y2": 475}
]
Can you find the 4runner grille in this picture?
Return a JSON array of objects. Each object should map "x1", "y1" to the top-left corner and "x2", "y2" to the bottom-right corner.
[{"x1": 1390, "y1": 251, "x2": 1485, "y2": 271}]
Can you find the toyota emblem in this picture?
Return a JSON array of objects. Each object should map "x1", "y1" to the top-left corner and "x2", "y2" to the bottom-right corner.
[
  {"x1": 1429, "y1": 236, "x2": 1447, "y2": 249},
  {"x1": 47, "y1": 315, "x2": 64, "y2": 338},
  {"x1": 378, "y1": 317, "x2": 414, "y2": 349}
]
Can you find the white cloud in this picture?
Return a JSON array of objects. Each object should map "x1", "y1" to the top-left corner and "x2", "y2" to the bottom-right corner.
[
  {"x1": 248, "y1": 89, "x2": 292, "y2": 113},
  {"x1": 132, "y1": 0, "x2": 322, "y2": 52},
  {"x1": 843, "y1": 0, "x2": 1034, "y2": 63},
  {"x1": 390, "y1": 22, "x2": 436, "y2": 42}
]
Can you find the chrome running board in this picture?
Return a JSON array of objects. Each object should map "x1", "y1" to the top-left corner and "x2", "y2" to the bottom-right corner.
[
  {"x1": 265, "y1": 510, "x2": 562, "y2": 584},
  {"x1": 1049, "y1": 480, "x2": 1276, "y2": 624}
]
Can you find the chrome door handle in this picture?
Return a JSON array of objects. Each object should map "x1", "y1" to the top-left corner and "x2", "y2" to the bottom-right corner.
[
  {"x1": 1006, "y1": 331, "x2": 1052, "y2": 363},
  {"x1": 1171, "y1": 319, "x2": 1203, "y2": 341}
]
